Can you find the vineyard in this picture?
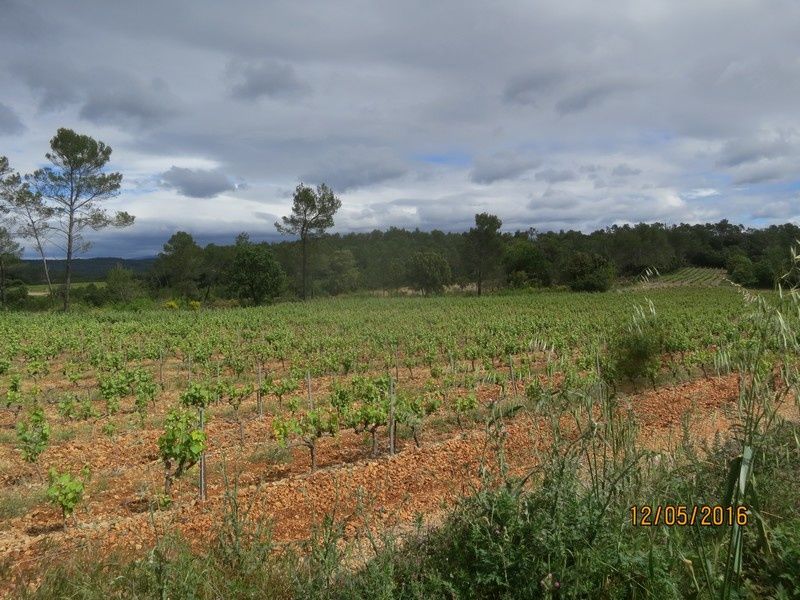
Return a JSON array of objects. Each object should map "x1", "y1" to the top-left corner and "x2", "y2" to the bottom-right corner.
[
  {"x1": 637, "y1": 267, "x2": 729, "y2": 288},
  {"x1": 1, "y1": 287, "x2": 799, "y2": 598}
]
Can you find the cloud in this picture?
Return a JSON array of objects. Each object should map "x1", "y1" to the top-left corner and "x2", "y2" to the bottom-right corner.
[
  {"x1": 751, "y1": 200, "x2": 794, "y2": 220},
  {"x1": 80, "y1": 78, "x2": 180, "y2": 128},
  {"x1": 0, "y1": 103, "x2": 25, "y2": 135},
  {"x1": 159, "y1": 167, "x2": 239, "y2": 198},
  {"x1": 2, "y1": 0, "x2": 800, "y2": 256},
  {"x1": 227, "y1": 59, "x2": 310, "y2": 101},
  {"x1": 300, "y1": 150, "x2": 407, "y2": 191},
  {"x1": 555, "y1": 81, "x2": 633, "y2": 115},
  {"x1": 716, "y1": 134, "x2": 795, "y2": 168},
  {"x1": 611, "y1": 164, "x2": 641, "y2": 177},
  {"x1": 535, "y1": 169, "x2": 577, "y2": 184},
  {"x1": 730, "y1": 163, "x2": 791, "y2": 185},
  {"x1": 10, "y1": 60, "x2": 82, "y2": 111},
  {"x1": 0, "y1": 2, "x2": 53, "y2": 42},
  {"x1": 12, "y1": 61, "x2": 180, "y2": 128},
  {"x1": 683, "y1": 188, "x2": 719, "y2": 199},
  {"x1": 503, "y1": 70, "x2": 564, "y2": 105},
  {"x1": 470, "y1": 153, "x2": 540, "y2": 184}
]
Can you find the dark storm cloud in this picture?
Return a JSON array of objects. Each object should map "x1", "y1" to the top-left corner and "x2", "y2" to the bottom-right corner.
[
  {"x1": 11, "y1": 61, "x2": 180, "y2": 128},
  {"x1": 159, "y1": 167, "x2": 238, "y2": 198},
  {"x1": 2, "y1": 0, "x2": 800, "y2": 257},
  {"x1": 227, "y1": 59, "x2": 311, "y2": 101},
  {"x1": 87, "y1": 226, "x2": 283, "y2": 258},
  {"x1": 470, "y1": 153, "x2": 540, "y2": 184},
  {"x1": 10, "y1": 60, "x2": 82, "y2": 111},
  {"x1": 80, "y1": 78, "x2": 180, "y2": 128},
  {"x1": 0, "y1": 103, "x2": 25, "y2": 135}
]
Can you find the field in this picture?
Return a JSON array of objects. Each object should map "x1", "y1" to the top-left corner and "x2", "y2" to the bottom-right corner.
[
  {"x1": 1, "y1": 288, "x2": 799, "y2": 598},
  {"x1": 638, "y1": 266, "x2": 729, "y2": 288},
  {"x1": 25, "y1": 282, "x2": 105, "y2": 297}
]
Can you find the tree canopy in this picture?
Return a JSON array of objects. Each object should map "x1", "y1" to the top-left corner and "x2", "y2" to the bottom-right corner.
[
  {"x1": 275, "y1": 183, "x2": 341, "y2": 299},
  {"x1": 25, "y1": 129, "x2": 133, "y2": 309}
]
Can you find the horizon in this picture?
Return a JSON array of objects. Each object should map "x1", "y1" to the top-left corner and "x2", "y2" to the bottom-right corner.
[{"x1": 15, "y1": 217, "x2": 794, "y2": 262}]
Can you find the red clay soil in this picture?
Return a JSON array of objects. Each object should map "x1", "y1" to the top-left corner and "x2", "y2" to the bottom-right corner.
[{"x1": 4, "y1": 374, "x2": 796, "y2": 596}]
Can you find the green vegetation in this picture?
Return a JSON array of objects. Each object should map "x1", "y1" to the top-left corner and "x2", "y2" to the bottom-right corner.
[
  {"x1": 158, "y1": 409, "x2": 207, "y2": 496},
  {"x1": 0, "y1": 275, "x2": 798, "y2": 598},
  {"x1": 643, "y1": 267, "x2": 729, "y2": 287},
  {"x1": 18, "y1": 281, "x2": 800, "y2": 599},
  {"x1": 46, "y1": 466, "x2": 90, "y2": 523},
  {"x1": 16, "y1": 406, "x2": 50, "y2": 463},
  {"x1": 564, "y1": 251, "x2": 615, "y2": 292}
]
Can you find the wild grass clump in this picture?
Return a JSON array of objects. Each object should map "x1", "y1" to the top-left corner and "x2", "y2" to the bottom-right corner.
[{"x1": 603, "y1": 299, "x2": 671, "y2": 388}]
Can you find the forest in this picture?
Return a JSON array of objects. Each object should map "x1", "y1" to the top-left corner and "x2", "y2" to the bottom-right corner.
[{"x1": 3, "y1": 219, "x2": 798, "y2": 310}]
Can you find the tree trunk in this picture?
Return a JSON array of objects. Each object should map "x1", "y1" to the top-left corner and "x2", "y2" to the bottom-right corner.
[
  {"x1": 32, "y1": 231, "x2": 53, "y2": 298},
  {"x1": 63, "y1": 211, "x2": 74, "y2": 311},
  {"x1": 301, "y1": 235, "x2": 308, "y2": 300},
  {"x1": 477, "y1": 263, "x2": 482, "y2": 296},
  {"x1": 371, "y1": 427, "x2": 378, "y2": 456},
  {"x1": 309, "y1": 442, "x2": 317, "y2": 471},
  {"x1": 0, "y1": 258, "x2": 6, "y2": 307},
  {"x1": 164, "y1": 465, "x2": 173, "y2": 496}
]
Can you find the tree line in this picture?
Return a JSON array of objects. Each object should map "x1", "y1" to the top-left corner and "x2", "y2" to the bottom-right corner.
[{"x1": 3, "y1": 128, "x2": 798, "y2": 310}]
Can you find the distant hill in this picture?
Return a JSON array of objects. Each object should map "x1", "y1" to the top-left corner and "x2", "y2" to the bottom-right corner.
[{"x1": 15, "y1": 257, "x2": 155, "y2": 285}]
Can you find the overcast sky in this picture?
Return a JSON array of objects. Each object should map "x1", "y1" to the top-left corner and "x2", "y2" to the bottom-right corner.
[{"x1": 2, "y1": 0, "x2": 800, "y2": 257}]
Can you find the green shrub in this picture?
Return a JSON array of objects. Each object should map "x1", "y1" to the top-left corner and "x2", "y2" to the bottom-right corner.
[
  {"x1": 158, "y1": 409, "x2": 206, "y2": 495},
  {"x1": 604, "y1": 301, "x2": 669, "y2": 386},
  {"x1": 564, "y1": 252, "x2": 615, "y2": 292},
  {"x1": 16, "y1": 407, "x2": 50, "y2": 463},
  {"x1": 47, "y1": 466, "x2": 90, "y2": 523}
]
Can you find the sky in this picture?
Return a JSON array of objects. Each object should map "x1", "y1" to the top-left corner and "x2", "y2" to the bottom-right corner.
[{"x1": 1, "y1": 0, "x2": 800, "y2": 257}]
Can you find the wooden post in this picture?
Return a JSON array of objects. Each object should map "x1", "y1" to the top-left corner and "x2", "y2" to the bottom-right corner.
[
  {"x1": 159, "y1": 348, "x2": 165, "y2": 391},
  {"x1": 306, "y1": 370, "x2": 313, "y2": 410},
  {"x1": 199, "y1": 407, "x2": 206, "y2": 502},
  {"x1": 257, "y1": 363, "x2": 264, "y2": 417}
]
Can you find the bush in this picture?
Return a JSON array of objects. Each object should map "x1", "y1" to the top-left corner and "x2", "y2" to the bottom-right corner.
[
  {"x1": 158, "y1": 409, "x2": 206, "y2": 495},
  {"x1": 105, "y1": 266, "x2": 143, "y2": 304},
  {"x1": 563, "y1": 252, "x2": 615, "y2": 292},
  {"x1": 47, "y1": 466, "x2": 90, "y2": 523},
  {"x1": 16, "y1": 407, "x2": 50, "y2": 463},
  {"x1": 406, "y1": 251, "x2": 451, "y2": 294},
  {"x1": 604, "y1": 301, "x2": 669, "y2": 386},
  {"x1": 726, "y1": 254, "x2": 757, "y2": 287}
]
